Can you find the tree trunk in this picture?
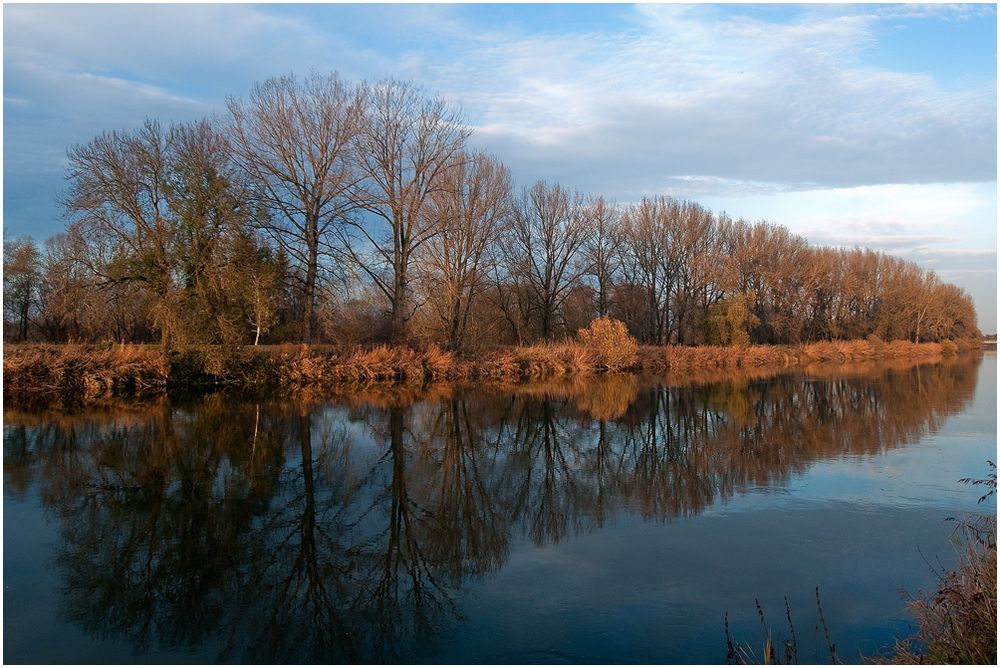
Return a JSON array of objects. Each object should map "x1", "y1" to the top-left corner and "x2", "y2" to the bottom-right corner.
[
  {"x1": 597, "y1": 279, "x2": 608, "y2": 318},
  {"x1": 19, "y1": 299, "x2": 29, "y2": 342},
  {"x1": 542, "y1": 296, "x2": 553, "y2": 340},
  {"x1": 448, "y1": 308, "x2": 462, "y2": 351},
  {"x1": 301, "y1": 229, "x2": 318, "y2": 344},
  {"x1": 391, "y1": 270, "x2": 409, "y2": 343}
]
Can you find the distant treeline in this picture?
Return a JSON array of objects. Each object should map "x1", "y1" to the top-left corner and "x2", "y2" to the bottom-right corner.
[{"x1": 2, "y1": 72, "x2": 980, "y2": 349}]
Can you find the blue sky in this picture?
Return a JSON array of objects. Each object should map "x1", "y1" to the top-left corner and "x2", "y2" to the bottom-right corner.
[{"x1": 3, "y1": 2, "x2": 997, "y2": 330}]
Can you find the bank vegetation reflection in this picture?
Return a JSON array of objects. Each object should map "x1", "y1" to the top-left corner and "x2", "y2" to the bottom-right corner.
[{"x1": 3, "y1": 356, "x2": 982, "y2": 662}]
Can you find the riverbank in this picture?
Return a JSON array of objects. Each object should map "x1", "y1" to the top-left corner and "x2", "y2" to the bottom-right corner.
[
  {"x1": 726, "y1": 463, "x2": 996, "y2": 665},
  {"x1": 2, "y1": 337, "x2": 980, "y2": 402}
]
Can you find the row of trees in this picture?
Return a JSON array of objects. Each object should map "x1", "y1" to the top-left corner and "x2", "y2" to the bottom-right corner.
[{"x1": 3, "y1": 72, "x2": 980, "y2": 348}]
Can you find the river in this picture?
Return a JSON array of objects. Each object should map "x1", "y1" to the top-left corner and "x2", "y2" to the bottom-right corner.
[{"x1": 4, "y1": 353, "x2": 995, "y2": 663}]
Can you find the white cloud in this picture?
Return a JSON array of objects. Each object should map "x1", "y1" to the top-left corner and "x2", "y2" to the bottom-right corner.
[
  {"x1": 411, "y1": 4, "x2": 995, "y2": 196},
  {"x1": 5, "y1": 3, "x2": 993, "y2": 198},
  {"x1": 5, "y1": 4, "x2": 326, "y2": 80}
]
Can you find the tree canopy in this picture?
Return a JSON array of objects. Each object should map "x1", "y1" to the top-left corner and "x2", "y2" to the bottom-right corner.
[{"x1": 3, "y1": 73, "x2": 980, "y2": 348}]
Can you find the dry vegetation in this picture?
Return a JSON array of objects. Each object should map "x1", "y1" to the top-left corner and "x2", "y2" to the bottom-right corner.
[
  {"x1": 2, "y1": 344, "x2": 169, "y2": 400},
  {"x1": 639, "y1": 336, "x2": 972, "y2": 374},
  {"x1": 886, "y1": 540, "x2": 997, "y2": 664},
  {"x1": 726, "y1": 465, "x2": 996, "y2": 666},
  {"x1": 2, "y1": 330, "x2": 979, "y2": 403},
  {"x1": 880, "y1": 465, "x2": 997, "y2": 665}
]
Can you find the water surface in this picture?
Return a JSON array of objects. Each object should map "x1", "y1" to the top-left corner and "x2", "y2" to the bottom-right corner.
[{"x1": 4, "y1": 354, "x2": 996, "y2": 663}]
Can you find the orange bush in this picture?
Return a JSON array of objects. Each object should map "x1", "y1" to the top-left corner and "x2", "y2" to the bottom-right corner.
[{"x1": 577, "y1": 317, "x2": 638, "y2": 371}]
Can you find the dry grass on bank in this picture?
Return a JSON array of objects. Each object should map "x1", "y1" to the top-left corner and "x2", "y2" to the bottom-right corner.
[
  {"x1": 2, "y1": 337, "x2": 980, "y2": 401},
  {"x1": 639, "y1": 337, "x2": 968, "y2": 374},
  {"x1": 885, "y1": 540, "x2": 997, "y2": 665},
  {"x1": 2, "y1": 344, "x2": 169, "y2": 400},
  {"x1": 880, "y1": 466, "x2": 997, "y2": 665}
]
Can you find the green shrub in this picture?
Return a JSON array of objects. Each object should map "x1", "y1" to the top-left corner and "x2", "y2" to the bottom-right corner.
[{"x1": 704, "y1": 293, "x2": 758, "y2": 346}]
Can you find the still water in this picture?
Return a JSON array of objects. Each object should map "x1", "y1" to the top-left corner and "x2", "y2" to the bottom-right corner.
[{"x1": 4, "y1": 354, "x2": 996, "y2": 664}]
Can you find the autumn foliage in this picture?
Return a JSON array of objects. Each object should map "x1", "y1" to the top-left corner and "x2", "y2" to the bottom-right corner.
[
  {"x1": 577, "y1": 317, "x2": 638, "y2": 370},
  {"x1": 1, "y1": 74, "x2": 981, "y2": 352},
  {"x1": 4, "y1": 336, "x2": 980, "y2": 402}
]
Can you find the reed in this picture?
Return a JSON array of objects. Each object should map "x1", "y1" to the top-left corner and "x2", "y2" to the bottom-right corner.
[
  {"x1": 2, "y1": 344, "x2": 169, "y2": 400},
  {"x1": 727, "y1": 465, "x2": 996, "y2": 665},
  {"x1": 880, "y1": 464, "x2": 997, "y2": 665},
  {"x1": 3, "y1": 337, "x2": 979, "y2": 401},
  {"x1": 654, "y1": 338, "x2": 959, "y2": 372}
]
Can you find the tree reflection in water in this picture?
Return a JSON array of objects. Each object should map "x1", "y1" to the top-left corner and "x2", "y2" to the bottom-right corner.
[{"x1": 2, "y1": 355, "x2": 982, "y2": 662}]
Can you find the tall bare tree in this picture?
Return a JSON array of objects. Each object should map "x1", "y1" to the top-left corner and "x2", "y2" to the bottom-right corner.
[
  {"x1": 345, "y1": 78, "x2": 470, "y2": 342},
  {"x1": 418, "y1": 151, "x2": 511, "y2": 350},
  {"x1": 669, "y1": 201, "x2": 716, "y2": 343},
  {"x1": 502, "y1": 180, "x2": 592, "y2": 340},
  {"x1": 65, "y1": 118, "x2": 176, "y2": 344},
  {"x1": 581, "y1": 197, "x2": 624, "y2": 318},
  {"x1": 621, "y1": 196, "x2": 678, "y2": 344},
  {"x1": 36, "y1": 231, "x2": 91, "y2": 342},
  {"x1": 227, "y1": 72, "x2": 362, "y2": 343}
]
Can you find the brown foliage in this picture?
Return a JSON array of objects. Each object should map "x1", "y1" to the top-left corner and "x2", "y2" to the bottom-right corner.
[
  {"x1": 3, "y1": 337, "x2": 981, "y2": 404},
  {"x1": 887, "y1": 541, "x2": 997, "y2": 664},
  {"x1": 3, "y1": 344, "x2": 168, "y2": 400},
  {"x1": 577, "y1": 317, "x2": 638, "y2": 370}
]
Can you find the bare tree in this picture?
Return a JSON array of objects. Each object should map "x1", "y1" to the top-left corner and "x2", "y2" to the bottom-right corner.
[
  {"x1": 581, "y1": 197, "x2": 624, "y2": 318},
  {"x1": 502, "y1": 180, "x2": 592, "y2": 340},
  {"x1": 36, "y1": 232, "x2": 91, "y2": 342},
  {"x1": 668, "y1": 201, "x2": 717, "y2": 343},
  {"x1": 227, "y1": 72, "x2": 362, "y2": 343},
  {"x1": 417, "y1": 151, "x2": 511, "y2": 349},
  {"x1": 65, "y1": 119, "x2": 176, "y2": 344},
  {"x1": 621, "y1": 196, "x2": 678, "y2": 344},
  {"x1": 345, "y1": 78, "x2": 470, "y2": 343}
]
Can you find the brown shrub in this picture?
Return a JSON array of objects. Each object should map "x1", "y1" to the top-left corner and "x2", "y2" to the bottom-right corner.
[{"x1": 576, "y1": 317, "x2": 639, "y2": 370}]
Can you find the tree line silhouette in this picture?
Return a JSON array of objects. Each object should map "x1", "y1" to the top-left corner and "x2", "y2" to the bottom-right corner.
[{"x1": 2, "y1": 72, "x2": 980, "y2": 349}]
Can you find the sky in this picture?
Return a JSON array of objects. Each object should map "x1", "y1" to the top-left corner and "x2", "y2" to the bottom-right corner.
[{"x1": 3, "y1": 2, "x2": 997, "y2": 330}]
